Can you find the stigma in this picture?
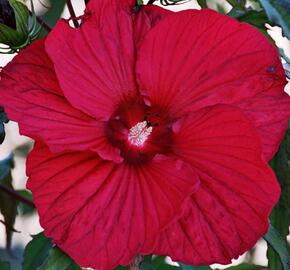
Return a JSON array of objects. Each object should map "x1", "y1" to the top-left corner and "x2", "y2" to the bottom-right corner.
[{"x1": 128, "y1": 121, "x2": 153, "y2": 147}]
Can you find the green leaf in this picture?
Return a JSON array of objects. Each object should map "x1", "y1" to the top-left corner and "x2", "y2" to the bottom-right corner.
[
  {"x1": 41, "y1": 0, "x2": 65, "y2": 28},
  {"x1": 268, "y1": 128, "x2": 290, "y2": 270},
  {"x1": 180, "y1": 263, "x2": 212, "y2": 270},
  {"x1": 196, "y1": 0, "x2": 208, "y2": 8},
  {"x1": 0, "y1": 108, "x2": 8, "y2": 123},
  {"x1": 8, "y1": 0, "x2": 29, "y2": 36},
  {"x1": 115, "y1": 266, "x2": 127, "y2": 270},
  {"x1": 38, "y1": 0, "x2": 65, "y2": 37},
  {"x1": 0, "y1": 0, "x2": 29, "y2": 46},
  {"x1": 17, "y1": 189, "x2": 35, "y2": 215},
  {"x1": 0, "y1": 261, "x2": 11, "y2": 270},
  {"x1": 258, "y1": 0, "x2": 290, "y2": 39},
  {"x1": 226, "y1": 0, "x2": 246, "y2": 8},
  {"x1": 264, "y1": 224, "x2": 290, "y2": 270},
  {"x1": 23, "y1": 232, "x2": 53, "y2": 270},
  {"x1": 0, "y1": 154, "x2": 13, "y2": 180},
  {"x1": 151, "y1": 256, "x2": 178, "y2": 270},
  {"x1": 38, "y1": 247, "x2": 82, "y2": 270},
  {"x1": 141, "y1": 261, "x2": 155, "y2": 270},
  {"x1": 0, "y1": 155, "x2": 17, "y2": 250},
  {"x1": 0, "y1": 23, "x2": 22, "y2": 45},
  {"x1": 0, "y1": 124, "x2": 5, "y2": 145},
  {"x1": 222, "y1": 263, "x2": 264, "y2": 270}
]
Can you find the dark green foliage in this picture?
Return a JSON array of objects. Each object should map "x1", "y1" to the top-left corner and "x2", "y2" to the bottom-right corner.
[
  {"x1": 180, "y1": 263, "x2": 212, "y2": 270},
  {"x1": 38, "y1": 247, "x2": 82, "y2": 270},
  {"x1": 0, "y1": 107, "x2": 8, "y2": 145},
  {"x1": 0, "y1": 155, "x2": 17, "y2": 250},
  {"x1": 22, "y1": 232, "x2": 54, "y2": 270},
  {"x1": 267, "y1": 129, "x2": 290, "y2": 270},
  {"x1": 40, "y1": 0, "x2": 65, "y2": 29},
  {"x1": 265, "y1": 225, "x2": 290, "y2": 270},
  {"x1": 197, "y1": 0, "x2": 208, "y2": 8},
  {"x1": 221, "y1": 263, "x2": 265, "y2": 270},
  {"x1": 0, "y1": 261, "x2": 11, "y2": 270},
  {"x1": 23, "y1": 232, "x2": 82, "y2": 270},
  {"x1": 17, "y1": 189, "x2": 35, "y2": 215},
  {"x1": 152, "y1": 256, "x2": 178, "y2": 270},
  {"x1": 259, "y1": 0, "x2": 290, "y2": 39},
  {"x1": 0, "y1": 0, "x2": 29, "y2": 48}
]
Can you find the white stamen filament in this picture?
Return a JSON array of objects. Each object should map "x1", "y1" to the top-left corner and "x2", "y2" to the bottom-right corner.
[{"x1": 128, "y1": 121, "x2": 153, "y2": 147}]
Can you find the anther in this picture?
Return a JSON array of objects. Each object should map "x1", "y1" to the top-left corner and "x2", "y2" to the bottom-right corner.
[{"x1": 128, "y1": 121, "x2": 153, "y2": 147}]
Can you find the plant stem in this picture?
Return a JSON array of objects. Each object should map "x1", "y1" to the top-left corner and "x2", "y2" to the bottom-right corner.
[
  {"x1": 0, "y1": 184, "x2": 35, "y2": 208},
  {"x1": 66, "y1": 0, "x2": 79, "y2": 28},
  {"x1": 129, "y1": 255, "x2": 144, "y2": 270},
  {"x1": 28, "y1": 10, "x2": 52, "y2": 32},
  {"x1": 147, "y1": 0, "x2": 157, "y2": 4}
]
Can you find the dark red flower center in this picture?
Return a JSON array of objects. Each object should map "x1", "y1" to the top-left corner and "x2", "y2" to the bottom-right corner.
[{"x1": 106, "y1": 97, "x2": 173, "y2": 164}]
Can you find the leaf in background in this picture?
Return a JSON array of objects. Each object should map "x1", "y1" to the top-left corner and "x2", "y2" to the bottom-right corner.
[
  {"x1": 22, "y1": 232, "x2": 53, "y2": 270},
  {"x1": 141, "y1": 261, "x2": 155, "y2": 270},
  {"x1": 196, "y1": 0, "x2": 208, "y2": 8},
  {"x1": 0, "y1": 107, "x2": 8, "y2": 124},
  {"x1": 152, "y1": 256, "x2": 178, "y2": 270},
  {"x1": 267, "y1": 128, "x2": 290, "y2": 270},
  {"x1": 0, "y1": 107, "x2": 8, "y2": 144},
  {"x1": 222, "y1": 263, "x2": 265, "y2": 270},
  {"x1": 0, "y1": 0, "x2": 29, "y2": 47},
  {"x1": 0, "y1": 261, "x2": 11, "y2": 270},
  {"x1": 17, "y1": 189, "x2": 35, "y2": 215},
  {"x1": 258, "y1": 0, "x2": 290, "y2": 39},
  {"x1": 0, "y1": 154, "x2": 17, "y2": 250},
  {"x1": 0, "y1": 154, "x2": 13, "y2": 180},
  {"x1": 115, "y1": 266, "x2": 127, "y2": 270},
  {"x1": 227, "y1": 8, "x2": 274, "y2": 42},
  {"x1": 179, "y1": 263, "x2": 212, "y2": 270},
  {"x1": 264, "y1": 225, "x2": 290, "y2": 270},
  {"x1": 140, "y1": 255, "x2": 154, "y2": 270},
  {"x1": 38, "y1": 247, "x2": 82, "y2": 270},
  {"x1": 226, "y1": 0, "x2": 246, "y2": 9},
  {"x1": 9, "y1": 0, "x2": 29, "y2": 36},
  {"x1": 40, "y1": 0, "x2": 65, "y2": 28}
]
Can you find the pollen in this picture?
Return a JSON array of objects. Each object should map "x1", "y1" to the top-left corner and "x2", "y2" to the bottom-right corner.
[{"x1": 128, "y1": 121, "x2": 153, "y2": 147}]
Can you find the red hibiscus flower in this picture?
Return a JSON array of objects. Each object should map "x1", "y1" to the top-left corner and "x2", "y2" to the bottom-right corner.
[{"x1": 0, "y1": 0, "x2": 289, "y2": 269}]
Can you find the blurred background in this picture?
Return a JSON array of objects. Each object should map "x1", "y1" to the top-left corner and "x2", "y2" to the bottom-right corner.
[{"x1": 0, "y1": 0, "x2": 290, "y2": 269}]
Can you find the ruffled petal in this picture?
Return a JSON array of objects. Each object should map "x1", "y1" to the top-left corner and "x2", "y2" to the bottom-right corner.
[
  {"x1": 136, "y1": 9, "x2": 286, "y2": 116},
  {"x1": 27, "y1": 142, "x2": 199, "y2": 270},
  {"x1": 46, "y1": 1, "x2": 173, "y2": 121},
  {"x1": 45, "y1": 0, "x2": 139, "y2": 120},
  {"x1": 134, "y1": 5, "x2": 173, "y2": 47},
  {"x1": 154, "y1": 105, "x2": 280, "y2": 264},
  {"x1": 0, "y1": 39, "x2": 121, "y2": 162},
  {"x1": 237, "y1": 88, "x2": 290, "y2": 161}
]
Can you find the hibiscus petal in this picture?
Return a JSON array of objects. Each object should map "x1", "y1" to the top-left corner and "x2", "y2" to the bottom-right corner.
[
  {"x1": 237, "y1": 88, "x2": 290, "y2": 161},
  {"x1": 136, "y1": 8, "x2": 286, "y2": 117},
  {"x1": 0, "y1": 39, "x2": 122, "y2": 162},
  {"x1": 134, "y1": 5, "x2": 173, "y2": 47},
  {"x1": 27, "y1": 142, "x2": 199, "y2": 269},
  {"x1": 154, "y1": 105, "x2": 280, "y2": 264},
  {"x1": 45, "y1": 0, "x2": 139, "y2": 121},
  {"x1": 46, "y1": 1, "x2": 173, "y2": 121}
]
